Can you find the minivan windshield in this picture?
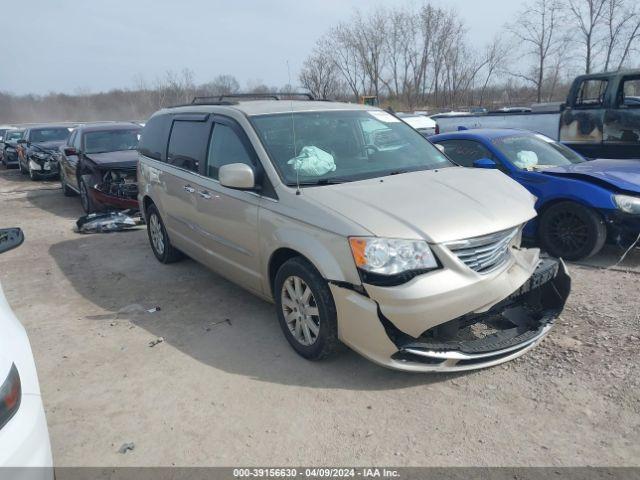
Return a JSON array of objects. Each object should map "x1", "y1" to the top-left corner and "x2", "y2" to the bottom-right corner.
[
  {"x1": 493, "y1": 134, "x2": 585, "y2": 170},
  {"x1": 84, "y1": 129, "x2": 141, "y2": 154},
  {"x1": 30, "y1": 128, "x2": 70, "y2": 143},
  {"x1": 251, "y1": 110, "x2": 453, "y2": 185}
]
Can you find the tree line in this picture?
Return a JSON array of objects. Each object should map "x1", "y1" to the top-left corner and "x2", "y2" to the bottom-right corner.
[
  {"x1": 299, "y1": 0, "x2": 640, "y2": 107},
  {"x1": 1, "y1": 0, "x2": 638, "y2": 123}
]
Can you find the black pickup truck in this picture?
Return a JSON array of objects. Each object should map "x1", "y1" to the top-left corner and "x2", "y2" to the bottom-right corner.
[{"x1": 434, "y1": 70, "x2": 640, "y2": 159}]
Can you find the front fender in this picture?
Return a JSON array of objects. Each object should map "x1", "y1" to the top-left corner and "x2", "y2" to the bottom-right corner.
[
  {"x1": 532, "y1": 174, "x2": 617, "y2": 211},
  {"x1": 260, "y1": 209, "x2": 361, "y2": 293}
]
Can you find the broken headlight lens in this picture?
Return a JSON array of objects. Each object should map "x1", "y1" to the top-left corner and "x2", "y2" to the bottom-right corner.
[
  {"x1": 613, "y1": 194, "x2": 640, "y2": 215},
  {"x1": 0, "y1": 364, "x2": 21, "y2": 431},
  {"x1": 349, "y1": 237, "x2": 438, "y2": 277},
  {"x1": 32, "y1": 152, "x2": 49, "y2": 160}
]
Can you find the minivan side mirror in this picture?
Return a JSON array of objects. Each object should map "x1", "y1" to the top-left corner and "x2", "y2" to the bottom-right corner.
[
  {"x1": 64, "y1": 147, "x2": 77, "y2": 156},
  {"x1": 219, "y1": 163, "x2": 255, "y2": 190},
  {"x1": 473, "y1": 158, "x2": 498, "y2": 169},
  {"x1": 0, "y1": 228, "x2": 24, "y2": 255}
]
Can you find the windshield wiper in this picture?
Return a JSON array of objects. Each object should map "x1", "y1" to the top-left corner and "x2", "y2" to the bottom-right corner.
[{"x1": 290, "y1": 178, "x2": 350, "y2": 186}]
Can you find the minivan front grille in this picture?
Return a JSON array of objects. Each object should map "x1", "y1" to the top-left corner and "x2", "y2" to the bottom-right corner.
[{"x1": 446, "y1": 227, "x2": 520, "y2": 274}]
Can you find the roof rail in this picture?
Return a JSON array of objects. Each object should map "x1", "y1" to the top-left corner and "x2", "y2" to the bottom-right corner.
[{"x1": 191, "y1": 92, "x2": 315, "y2": 104}]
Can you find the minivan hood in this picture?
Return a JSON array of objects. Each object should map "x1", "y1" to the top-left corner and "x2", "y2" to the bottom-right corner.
[
  {"x1": 302, "y1": 168, "x2": 537, "y2": 243},
  {"x1": 544, "y1": 159, "x2": 640, "y2": 194}
]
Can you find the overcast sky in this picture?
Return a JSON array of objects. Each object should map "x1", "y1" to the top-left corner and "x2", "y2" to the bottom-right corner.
[{"x1": 2, "y1": 0, "x2": 525, "y2": 95}]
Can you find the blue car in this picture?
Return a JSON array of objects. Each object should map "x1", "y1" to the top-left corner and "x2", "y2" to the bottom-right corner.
[{"x1": 430, "y1": 129, "x2": 640, "y2": 260}]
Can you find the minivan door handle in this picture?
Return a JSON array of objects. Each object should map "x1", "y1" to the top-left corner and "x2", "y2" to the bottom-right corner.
[
  {"x1": 198, "y1": 190, "x2": 212, "y2": 199},
  {"x1": 183, "y1": 185, "x2": 195, "y2": 193}
]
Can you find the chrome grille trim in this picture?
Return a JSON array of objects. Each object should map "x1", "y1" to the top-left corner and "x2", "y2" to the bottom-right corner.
[{"x1": 446, "y1": 227, "x2": 520, "y2": 274}]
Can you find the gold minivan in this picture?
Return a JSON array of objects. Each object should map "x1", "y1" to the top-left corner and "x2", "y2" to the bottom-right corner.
[{"x1": 137, "y1": 95, "x2": 570, "y2": 372}]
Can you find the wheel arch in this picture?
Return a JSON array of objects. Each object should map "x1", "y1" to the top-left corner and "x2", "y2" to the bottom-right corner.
[
  {"x1": 537, "y1": 197, "x2": 606, "y2": 224},
  {"x1": 266, "y1": 233, "x2": 360, "y2": 300}
]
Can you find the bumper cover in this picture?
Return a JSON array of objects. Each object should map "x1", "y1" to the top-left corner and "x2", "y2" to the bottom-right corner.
[
  {"x1": 89, "y1": 186, "x2": 139, "y2": 211},
  {"x1": 332, "y1": 253, "x2": 571, "y2": 372},
  {"x1": 28, "y1": 159, "x2": 59, "y2": 177},
  {"x1": 604, "y1": 210, "x2": 640, "y2": 245}
]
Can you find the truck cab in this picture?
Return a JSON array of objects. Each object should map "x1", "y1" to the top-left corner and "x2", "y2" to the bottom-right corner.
[{"x1": 560, "y1": 70, "x2": 640, "y2": 159}]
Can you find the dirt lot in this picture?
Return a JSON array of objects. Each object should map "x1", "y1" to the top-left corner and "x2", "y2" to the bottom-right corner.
[{"x1": 0, "y1": 167, "x2": 639, "y2": 467}]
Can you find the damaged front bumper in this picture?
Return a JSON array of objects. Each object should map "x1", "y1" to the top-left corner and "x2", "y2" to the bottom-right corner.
[
  {"x1": 29, "y1": 157, "x2": 59, "y2": 177},
  {"x1": 603, "y1": 209, "x2": 640, "y2": 246},
  {"x1": 331, "y1": 248, "x2": 570, "y2": 372},
  {"x1": 85, "y1": 168, "x2": 139, "y2": 211}
]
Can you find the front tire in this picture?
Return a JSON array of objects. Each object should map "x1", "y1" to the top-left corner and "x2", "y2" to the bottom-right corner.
[
  {"x1": 274, "y1": 257, "x2": 339, "y2": 360},
  {"x1": 146, "y1": 204, "x2": 183, "y2": 263},
  {"x1": 79, "y1": 177, "x2": 102, "y2": 213},
  {"x1": 538, "y1": 201, "x2": 606, "y2": 261},
  {"x1": 60, "y1": 169, "x2": 76, "y2": 196}
]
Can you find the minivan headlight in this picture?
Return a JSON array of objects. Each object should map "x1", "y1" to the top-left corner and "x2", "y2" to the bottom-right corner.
[
  {"x1": 0, "y1": 364, "x2": 21, "y2": 430},
  {"x1": 613, "y1": 194, "x2": 640, "y2": 214},
  {"x1": 349, "y1": 237, "x2": 439, "y2": 285}
]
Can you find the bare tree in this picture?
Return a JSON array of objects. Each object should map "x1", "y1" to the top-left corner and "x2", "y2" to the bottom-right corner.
[
  {"x1": 566, "y1": 0, "x2": 608, "y2": 73},
  {"x1": 299, "y1": 47, "x2": 343, "y2": 99},
  {"x1": 508, "y1": 0, "x2": 563, "y2": 103},
  {"x1": 477, "y1": 37, "x2": 510, "y2": 106},
  {"x1": 201, "y1": 74, "x2": 240, "y2": 96},
  {"x1": 350, "y1": 10, "x2": 388, "y2": 100},
  {"x1": 603, "y1": 0, "x2": 640, "y2": 69}
]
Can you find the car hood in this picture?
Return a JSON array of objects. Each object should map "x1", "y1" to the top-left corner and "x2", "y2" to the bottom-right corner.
[
  {"x1": 32, "y1": 140, "x2": 66, "y2": 152},
  {"x1": 302, "y1": 168, "x2": 537, "y2": 243},
  {"x1": 544, "y1": 159, "x2": 640, "y2": 194},
  {"x1": 85, "y1": 150, "x2": 138, "y2": 169}
]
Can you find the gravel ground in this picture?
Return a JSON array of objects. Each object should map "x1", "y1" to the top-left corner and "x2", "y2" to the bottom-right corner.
[{"x1": 0, "y1": 167, "x2": 639, "y2": 467}]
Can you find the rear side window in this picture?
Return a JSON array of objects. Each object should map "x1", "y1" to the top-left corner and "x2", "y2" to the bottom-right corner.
[
  {"x1": 139, "y1": 115, "x2": 171, "y2": 161},
  {"x1": 575, "y1": 79, "x2": 608, "y2": 107},
  {"x1": 620, "y1": 77, "x2": 640, "y2": 107},
  {"x1": 167, "y1": 120, "x2": 210, "y2": 172},
  {"x1": 206, "y1": 124, "x2": 254, "y2": 179},
  {"x1": 436, "y1": 139, "x2": 494, "y2": 167}
]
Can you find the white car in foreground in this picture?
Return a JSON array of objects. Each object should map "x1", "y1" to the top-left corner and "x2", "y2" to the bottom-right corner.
[{"x1": 0, "y1": 228, "x2": 52, "y2": 479}]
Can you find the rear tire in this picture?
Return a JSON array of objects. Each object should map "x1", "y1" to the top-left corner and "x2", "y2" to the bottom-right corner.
[
  {"x1": 274, "y1": 257, "x2": 339, "y2": 360},
  {"x1": 146, "y1": 204, "x2": 183, "y2": 263},
  {"x1": 538, "y1": 201, "x2": 606, "y2": 261}
]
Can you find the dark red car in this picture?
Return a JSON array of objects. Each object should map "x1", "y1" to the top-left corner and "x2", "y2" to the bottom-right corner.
[{"x1": 59, "y1": 123, "x2": 142, "y2": 213}]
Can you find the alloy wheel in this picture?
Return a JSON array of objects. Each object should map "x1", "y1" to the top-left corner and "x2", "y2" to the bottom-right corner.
[
  {"x1": 149, "y1": 213, "x2": 165, "y2": 255},
  {"x1": 280, "y1": 276, "x2": 320, "y2": 346},
  {"x1": 548, "y1": 211, "x2": 589, "y2": 255}
]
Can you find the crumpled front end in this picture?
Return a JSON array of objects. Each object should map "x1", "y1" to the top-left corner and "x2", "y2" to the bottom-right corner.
[
  {"x1": 84, "y1": 167, "x2": 139, "y2": 211},
  {"x1": 27, "y1": 150, "x2": 60, "y2": 178},
  {"x1": 332, "y1": 240, "x2": 571, "y2": 372}
]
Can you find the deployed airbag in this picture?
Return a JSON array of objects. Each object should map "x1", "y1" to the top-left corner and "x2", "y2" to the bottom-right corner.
[
  {"x1": 515, "y1": 150, "x2": 539, "y2": 169},
  {"x1": 287, "y1": 146, "x2": 336, "y2": 177}
]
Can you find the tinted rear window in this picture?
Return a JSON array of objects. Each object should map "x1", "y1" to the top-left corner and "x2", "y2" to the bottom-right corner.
[
  {"x1": 167, "y1": 120, "x2": 211, "y2": 172},
  {"x1": 139, "y1": 115, "x2": 171, "y2": 161}
]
